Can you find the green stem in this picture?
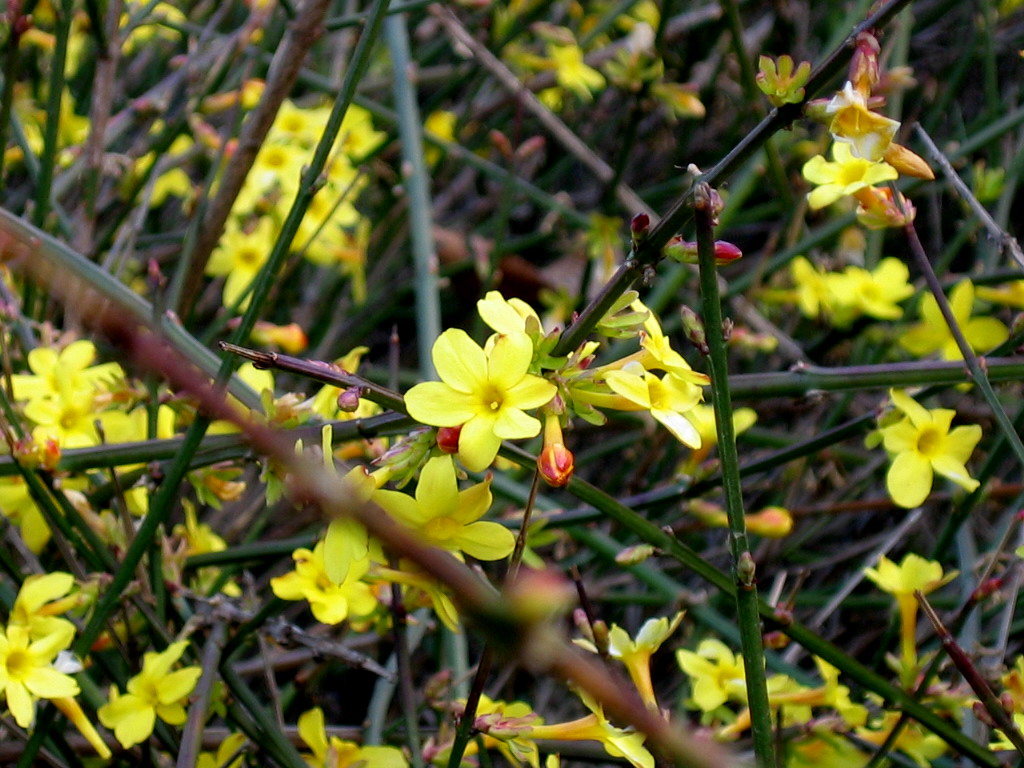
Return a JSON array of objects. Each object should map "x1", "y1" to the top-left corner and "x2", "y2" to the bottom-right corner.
[
  {"x1": 385, "y1": 11, "x2": 441, "y2": 379},
  {"x1": 694, "y1": 189, "x2": 775, "y2": 768},
  {"x1": 31, "y1": 0, "x2": 73, "y2": 230}
]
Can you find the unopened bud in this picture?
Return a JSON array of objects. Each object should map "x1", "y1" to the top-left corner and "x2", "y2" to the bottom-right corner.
[
  {"x1": 763, "y1": 631, "x2": 789, "y2": 649},
  {"x1": 883, "y1": 142, "x2": 935, "y2": 180},
  {"x1": 1001, "y1": 692, "x2": 1015, "y2": 714},
  {"x1": 663, "y1": 236, "x2": 742, "y2": 266},
  {"x1": 591, "y1": 619, "x2": 609, "y2": 654},
  {"x1": 972, "y1": 701, "x2": 997, "y2": 728},
  {"x1": 516, "y1": 135, "x2": 546, "y2": 161},
  {"x1": 538, "y1": 442, "x2": 574, "y2": 487},
  {"x1": 505, "y1": 568, "x2": 576, "y2": 625},
  {"x1": 251, "y1": 322, "x2": 308, "y2": 354},
  {"x1": 745, "y1": 506, "x2": 793, "y2": 538},
  {"x1": 336, "y1": 387, "x2": 363, "y2": 412},
  {"x1": 615, "y1": 543, "x2": 656, "y2": 565},
  {"x1": 436, "y1": 426, "x2": 461, "y2": 454},
  {"x1": 971, "y1": 577, "x2": 1003, "y2": 603},
  {"x1": 573, "y1": 608, "x2": 595, "y2": 642},
  {"x1": 489, "y1": 129, "x2": 513, "y2": 160},
  {"x1": 737, "y1": 551, "x2": 756, "y2": 587},
  {"x1": 849, "y1": 32, "x2": 881, "y2": 94},
  {"x1": 630, "y1": 213, "x2": 650, "y2": 248},
  {"x1": 680, "y1": 305, "x2": 709, "y2": 355}
]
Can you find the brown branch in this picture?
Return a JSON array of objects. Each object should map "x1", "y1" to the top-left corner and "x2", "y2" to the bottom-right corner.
[{"x1": 177, "y1": 0, "x2": 333, "y2": 316}]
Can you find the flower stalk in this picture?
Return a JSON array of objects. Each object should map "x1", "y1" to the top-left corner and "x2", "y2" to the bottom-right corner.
[{"x1": 694, "y1": 183, "x2": 775, "y2": 768}]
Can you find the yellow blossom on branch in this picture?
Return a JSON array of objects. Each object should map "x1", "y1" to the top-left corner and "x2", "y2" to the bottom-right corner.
[
  {"x1": 878, "y1": 389, "x2": 982, "y2": 508},
  {"x1": 0, "y1": 623, "x2": 80, "y2": 727},
  {"x1": 372, "y1": 455, "x2": 514, "y2": 561},
  {"x1": 404, "y1": 329, "x2": 556, "y2": 472},
  {"x1": 98, "y1": 640, "x2": 202, "y2": 748},
  {"x1": 864, "y1": 553, "x2": 957, "y2": 686},
  {"x1": 604, "y1": 363, "x2": 703, "y2": 447},
  {"x1": 898, "y1": 279, "x2": 1009, "y2": 361},
  {"x1": 802, "y1": 142, "x2": 898, "y2": 210},
  {"x1": 299, "y1": 707, "x2": 408, "y2": 768},
  {"x1": 825, "y1": 81, "x2": 900, "y2": 161},
  {"x1": 676, "y1": 638, "x2": 747, "y2": 712},
  {"x1": 547, "y1": 41, "x2": 605, "y2": 101},
  {"x1": 271, "y1": 540, "x2": 378, "y2": 625}
]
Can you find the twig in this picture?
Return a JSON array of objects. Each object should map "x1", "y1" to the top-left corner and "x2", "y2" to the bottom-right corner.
[
  {"x1": 914, "y1": 124, "x2": 1024, "y2": 269},
  {"x1": 430, "y1": 5, "x2": 654, "y2": 219},
  {"x1": 177, "y1": 0, "x2": 334, "y2": 316},
  {"x1": 916, "y1": 591, "x2": 1024, "y2": 758}
]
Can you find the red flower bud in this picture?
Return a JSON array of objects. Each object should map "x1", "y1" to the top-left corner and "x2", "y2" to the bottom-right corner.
[
  {"x1": 436, "y1": 426, "x2": 461, "y2": 454},
  {"x1": 630, "y1": 213, "x2": 650, "y2": 247},
  {"x1": 713, "y1": 240, "x2": 743, "y2": 264},
  {"x1": 538, "y1": 442, "x2": 574, "y2": 487}
]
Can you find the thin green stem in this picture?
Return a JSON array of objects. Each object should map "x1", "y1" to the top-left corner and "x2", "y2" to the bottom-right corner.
[
  {"x1": 31, "y1": 0, "x2": 73, "y2": 230},
  {"x1": 695, "y1": 189, "x2": 775, "y2": 768},
  {"x1": 385, "y1": 11, "x2": 441, "y2": 378}
]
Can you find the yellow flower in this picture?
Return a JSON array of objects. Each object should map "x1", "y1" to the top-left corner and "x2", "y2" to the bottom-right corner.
[
  {"x1": 528, "y1": 691, "x2": 654, "y2": 768},
  {"x1": 879, "y1": 389, "x2": 982, "y2": 508},
  {"x1": 373, "y1": 455, "x2": 514, "y2": 561},
  {"x1": 24, "y1": 395, "x2": 131, "y2": 450},
  {"x1": 548, "y1": 41, "x2": 605, "y2": 101},
  {"x1": 477, "y1": 290, "x2": 544, "y2": 336},
  {"x1": 0, "y1": 624, "x2": 80, "y2": 727},
  {"x1": 833, "y1": 257, "x2": 914, "y2": 322},
  {"x1": 789, "y1": 255, "x2": 834, "y2": 318},
  {"x1": 205, "y1": 216, "x2": 276, "y2": 310},
  {"x1": 10, "y1": 340, "x2": 123, "y2": 404},
  {"x1": 633, "y1": 301, "x2": 711, "y2": 387},
  {"x1": 98, "y1": 640, "x2": 202, "y2": 748},
  {"x1": 864, "y1": 553, "x2": 957, "y2": 686},
  {"x1": 802, "y1": 142, "x2": 898, "y2": 210},
  {"x1": 577, "y1": 612, "x2": 684, "y2": 710},
  {"x1": 604, "y1": 363, "x2": 703, "y2": 447},
  {"x1": 899, "y1": 279, "x2": 1009, "y2": 361},
  {"x1": 197, "y1": 732, "x2": 247, "y2": 768},
  {"x1": 270, "y1": 540, "x2": 378, "y2": 625},
  {"x1": 825, "y1": 81, "x2": 901, "y2": 161},
  {"x1": 9, "y1": 572, "x2": 78, "y2": 641},
  {"x1": 404, "y1": 329, "x2": 556, "y2": 471},
  {"x1": 676, "y1": 638, "x2": 747, "y2": 712},
  {"x1": 856, "y1": 711, "x2": 947, "y2": 766},
  {"x1": 298, "y1": 706, "x2": 408, "y2": 768}
]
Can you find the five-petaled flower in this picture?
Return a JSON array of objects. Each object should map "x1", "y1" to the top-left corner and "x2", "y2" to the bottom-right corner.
[
  {"x1": 98, "y1": 640, "x2": 203, "y2": 748},
  {"x1": 802, "y1": 142, "x2": 898, "y2": 210},
  {"x1": 878, "y1": 389, "x2": 982, "y2": 508},
  {"x1": 372, "y1": 455, "x2": 514, "y2": 561},
  {"x1": 0, "y1": 623, "x2": 80, "y2": 728},
  {"x1": 404, "y1": 329, "x2": 556, "y2": 472}
]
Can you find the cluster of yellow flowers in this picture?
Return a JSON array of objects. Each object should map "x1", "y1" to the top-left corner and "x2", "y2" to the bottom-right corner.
[
  {"x1": 206, "y1": 100, "x2": 385, "y2": 310},
  {"x1": 799, "y1": 32, "x2": 933, "y2": 228}
]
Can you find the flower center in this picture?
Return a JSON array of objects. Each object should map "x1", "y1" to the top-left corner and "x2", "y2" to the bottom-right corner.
[
  {"x1": 424, "y1": 517, "x2": 460, "y2": 542},
  {"x1": 5, "y1": 648, "x2": 31, "y2": 680},
  {"x1": 916, "y1": 426, "x2": 942, "y2": 457},
  {"x1": 480, "y1": 385, "x2": 504, "y2": 412}
]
